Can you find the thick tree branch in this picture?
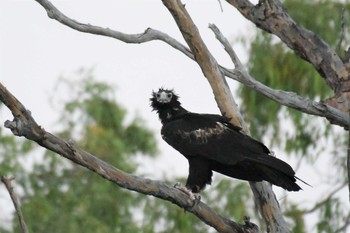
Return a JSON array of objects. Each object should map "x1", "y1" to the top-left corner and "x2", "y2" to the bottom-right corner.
[
  {"x1": 0, "y1": 83, "x2": 258, "y2": 233},
  {"x1": 225, "y1": 0, "x2": 348, "y2": 93},
  {"x1": 209, "y1": 24, "x2": 350, "y2": 129},
  {"x1": 161, "y1": 0, "x2": 245, "y2": 129},
  {"x1": 1, "y1": 176, "x2": 29, "y2": 233},
  {"x1": 161, "y1": 1, "x2": 291, "y2": 232}
]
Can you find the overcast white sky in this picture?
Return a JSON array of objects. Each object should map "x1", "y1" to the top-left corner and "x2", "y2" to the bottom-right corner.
[{"x1": 0, "y1": 0, "x2": 345, "y2": 231}]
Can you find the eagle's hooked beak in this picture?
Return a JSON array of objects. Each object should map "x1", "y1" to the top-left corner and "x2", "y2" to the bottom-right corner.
[{"x1": 156, "y1": 91, "x2": 172, "y2": 103}]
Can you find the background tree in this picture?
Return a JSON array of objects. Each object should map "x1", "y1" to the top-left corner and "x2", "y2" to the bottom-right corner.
[{"x1": 1, "y1": 0, "x2": 349, "y2": 233}]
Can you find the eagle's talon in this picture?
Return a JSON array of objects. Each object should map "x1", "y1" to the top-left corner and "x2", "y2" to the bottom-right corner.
[
  {"x1": 191, "y1": 193, "x2": 201, "y2": 207},
  {"x1": 173, "y1": 182, "x2": 201, "y2": 206}
]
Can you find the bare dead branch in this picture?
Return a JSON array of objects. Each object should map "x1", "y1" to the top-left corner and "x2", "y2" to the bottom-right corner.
[
  {"x1": 0, "y1": 82, "x2": 259, "y2": 233},
  {"x1": 1, "y1": 176, "x2": 29, "y2": 233},
  {"x1": 225, "y1": 0, "x2": 348, "y2": 94},
  {"x1": 209, "y1": 24, "x2": 350, "y2": 129},
  {"x1": 34, "y1": 0, "x2": 193, "y2": 60},
  {"x1": 218, "y1": 0, "x2": 224, "y2": 12},
  {"x1": 208, "y1": 24, "x2": 244, "y2": 69}
]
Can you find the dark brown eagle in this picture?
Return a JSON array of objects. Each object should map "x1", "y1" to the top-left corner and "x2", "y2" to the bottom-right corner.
[{"x1": 151, "y1": 88, "x2": 304, "y2": 194}]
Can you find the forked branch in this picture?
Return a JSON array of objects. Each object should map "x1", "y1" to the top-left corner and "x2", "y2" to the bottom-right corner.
[{"x1": 209, "y1": 24, "x2": 350, "y2": 129}]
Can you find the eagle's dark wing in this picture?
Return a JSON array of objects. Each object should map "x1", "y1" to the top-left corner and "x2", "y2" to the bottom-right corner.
[
  {"x1": 161, "y1": 113, "x2": 268, "y2": 162},
  {"x1": 161, "y1": 112, "x2": 296, "y2": 178}
]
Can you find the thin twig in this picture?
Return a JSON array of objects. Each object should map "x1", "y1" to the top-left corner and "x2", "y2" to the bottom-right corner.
[
  {"x1": 334, "y1": 213, "x2": 350, "y2": 233},
  {"x1": 208, "y1": 24, "x2": 244, "y2": 70},
  {"x1": 217, "y1": 0, "x2": 224, "y2": 12},
  {"x1": 302, "y1": 182, "x2": 347, "y2": 214},
  {"x1": 1, "y1": 176, "x2": 29, "y2": 233}
]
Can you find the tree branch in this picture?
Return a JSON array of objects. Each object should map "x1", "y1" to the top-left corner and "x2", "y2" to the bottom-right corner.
[
  {"x1": 209, "y1": 24, "x2": 350, "y2": 129},
  {"x1": 1, "y1": 176, "x2": 29, "y2": 233},
  {"x1": 34, "y1": 0, "x2": 193, "y2": 60},
  {"x1": 225, "y1": 0, "x2": 348, "y2": 93},
  {"x1": 33, "y1": 0, "x2": 348, "y2": 128},
  {"x1": 0, "y1": 82, "x2": 258, "y2": 233}
]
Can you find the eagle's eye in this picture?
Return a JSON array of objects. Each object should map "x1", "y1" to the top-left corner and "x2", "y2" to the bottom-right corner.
[{"x1": 167, "y1": 93, "x2": 172, "y2": 99}]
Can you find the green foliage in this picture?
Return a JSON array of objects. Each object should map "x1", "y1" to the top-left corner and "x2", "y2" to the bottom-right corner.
[
  {"x1": 315, "y1": 197, "x2": 350, "y2": 233},
  {"x1": 284, "y1": 204, "x2": 306, "y2": 233},
  {"x1": 207, "y1": 180, "x2": 252, "y2": 221},
  {"x1": 241, "y1": 31, "x2": 336, "y2": 159},
  {"x1": 0, "y1": 114, "x2": 28, "y2": 175},
  {"x1": 140, "y1": 197, "x2": 209, "y2": 233},
  {"x1": 58, "y1": 73, "x2": 157, "y2": 168},
  {"x1": 285, "y1": 0, "x2": 350, "y2": 57}
]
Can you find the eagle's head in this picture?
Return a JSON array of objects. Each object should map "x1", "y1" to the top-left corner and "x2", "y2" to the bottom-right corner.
[
  {"x1": 150, "y1": 88, "x2": 186, "y2": 123},
  {"x1": 150, "y1": 88, "x2": 180, "y2": 110}
]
